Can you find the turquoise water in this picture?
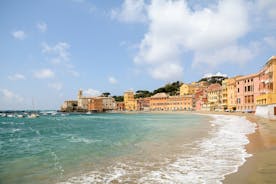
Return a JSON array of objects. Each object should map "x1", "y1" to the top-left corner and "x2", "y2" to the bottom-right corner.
[{"x1": 0, "y1": 113, "x2": 210, "y2": 183}]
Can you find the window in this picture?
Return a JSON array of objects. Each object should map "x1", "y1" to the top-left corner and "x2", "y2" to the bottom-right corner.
[
  {"x1": 245, "y1": 86, "x2": 247, "y2": 92},
  {"x1": 238, "y1": 88, "x2": 240, "y2": 93}
]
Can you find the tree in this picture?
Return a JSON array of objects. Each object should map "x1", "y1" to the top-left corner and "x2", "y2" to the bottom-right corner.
[
  {"x1": 113, "y1": 96, "x2": 124, "y2": 102},
  {"x1": 101, "y1": 92, "x2": 110, "y2": 97}
]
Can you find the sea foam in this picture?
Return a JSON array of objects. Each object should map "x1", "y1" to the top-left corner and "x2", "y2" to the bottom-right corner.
[
  {"x1": 139, "y1": 115, "x2": 256, "y2": 184},
  {"x1": 58, "y1": 115, "x2": 256, "y2": 184}
]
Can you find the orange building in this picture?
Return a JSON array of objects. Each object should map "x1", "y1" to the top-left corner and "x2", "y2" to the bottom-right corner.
[
  {"x1": 88, "y1": 98, "x2": 103, "y2": 112},
  {"x1": 116, "y1": 102, "x2": 125, "y2": 111},
  {"x1": 137, "y1": 97, "x2": 150, "y2": 111},
  {"x1": 149, "y1": 93, "x2": 194, "y2": 111}
]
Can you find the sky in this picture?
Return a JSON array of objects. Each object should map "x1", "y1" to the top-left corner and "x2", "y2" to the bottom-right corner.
[{"x1": 0, "y1": 0, "x2": 275, "y2": 110}]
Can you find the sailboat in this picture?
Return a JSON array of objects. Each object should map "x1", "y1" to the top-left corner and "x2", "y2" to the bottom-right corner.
[{"x1": 28, "y1": 98, "x2": 39, "y2": 118}]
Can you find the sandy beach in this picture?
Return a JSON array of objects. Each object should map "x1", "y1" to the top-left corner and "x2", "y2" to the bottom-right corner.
[
  {"x1": 146, "y1": 110, "x2": 276, "y2": 183},
  {"x1": 192, "y1": 111, "x2": 276, "y2": 183},
  {"x1": 222, "y1": 113, "x2": 276, "y2": 184}
]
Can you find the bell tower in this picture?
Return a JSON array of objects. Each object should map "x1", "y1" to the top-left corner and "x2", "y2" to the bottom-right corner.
[{"x1": 78, "y1": 89, "x2": 83, "y2": 99}]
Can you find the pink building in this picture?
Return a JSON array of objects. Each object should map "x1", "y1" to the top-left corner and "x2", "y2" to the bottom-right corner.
[
  {"x1": 195, "y1": 89, "x2": 208, "y2": 111},
  {"x1": 236, "y1": 73, "x2": 260, "y2": 112}
]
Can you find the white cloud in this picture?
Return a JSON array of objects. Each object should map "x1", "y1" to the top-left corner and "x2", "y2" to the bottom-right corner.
[
  {"x1": 34, "y1": 69, "x2": 55, "y2": 79},
  {"x1": 42, "y1": 42, "x2": 70, "y2": 63},
  {"x1": 108, "y1": 76, "x2": 118, "y2": 84},
  {"x1": 48, "y1": 82, "x2": 62, "y2": 91},
  {"x1": 11, "y1": 30, "x2": 26, "y2": 40},
  {"x1": 37, "y1": 22, "x2": 47, "y2": 32},
  {"x1": 131, "y1": 0, "x2": 253, "y2": 80},
  {"x1": 193, "y1": 45, "x2": 256, "y2": 68},
  {"x1": 203, "y1": 72, "x2": 228, "y2": 78},
  {"x1": 83, "y1": 88, "x2": 101, "y2": 97},
  {"x1": 0, "y1": 89, "x2": 24, "y2": 102},
  {"x1": 256, "y1": 0, "x2": 276, "y2": 19},
  {"x1": 111, "y1": 0, "x2": 147, "y2": 23},
  {"x1": 8, "y1": 73, "x2": 26, "y2": 81},
  {"x1": 149, "y1": 63, "x2": 183, "y2": 81},
  {"x1": 41, "y1": 42, "x2": 80, "y2": 77}
]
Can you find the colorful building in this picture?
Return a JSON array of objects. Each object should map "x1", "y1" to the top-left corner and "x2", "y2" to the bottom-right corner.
[
  {"x1": 137, "y1": 97, "x2": 150, "y2": 111},
  {"x1": 236, "y1": 73, "x2": 260, "y2": 112},
  {"x1": 149, "y1": 93, "x2": 193, "y2": 111},
  {"x1": 226, "y1": 77, "x2": 238, "y2": 111},
  {"x1": 221, "y1": 79, "x2": 228, "y2": 110},
  {"x1": 88, "y1": 98, "x2": 103, "y2": 112},
  {"x1": 124, "y1": 91, "x2": 137, "y2": 111},
  {"x1": 256, "y1": 56, "x2": 276, "y2": 119},
  {"x1": 194, "y1": 89, "x2": 208, "y2": 111},
  {"x1": 116, "y1": 102, "x2": 125, "y2": 111},
  {"x1": 149, "y1": 93, "x2": 169, "y2": 111},
  {"x1": 101, "y1": 97, "x2": 116, "y2": 111},
  {"x1": 207, "y1": 83, "x2": 222, "y2": 111},
  {"x1": 180, "y1": 81, "x2": 208, "y2": 96}
]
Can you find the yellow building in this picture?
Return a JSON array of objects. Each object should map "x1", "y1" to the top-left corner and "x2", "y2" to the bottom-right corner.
[
  {"x1": 207, "y1": 83, "x2": 222, "y2": 111},
  {"x1": 256, "y1": 56, "x2": 276, "y2": 105},
  {"x1": 226, "y1": 77, "x2": 238, "y2": 111},
  {"x1": 180, "y1": 83, "x2": 192, "y2": 95},
  {"x1": 180, "y1": 82, "x2": 209, "y2": 96},
  {"x1": 221, "y1": 79, "x2": 228, "y2": 110},
  {"x1": 124, "y1": 91, "x2": 137, "y2": 111}
]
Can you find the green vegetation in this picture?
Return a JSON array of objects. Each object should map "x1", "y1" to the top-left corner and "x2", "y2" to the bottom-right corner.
[
  {"x1": 135, "y1": 90, "x2": 152, "y2": 98},
  {"x1": 135, "y1": 81, "x2": 183, "y2": 98},
  {"x1": 198, "y1": 76, "x2": 227, "y2": 85},
  {"x1": 113, "y1": 96, "x2": 124, "y2": 102},
  {"x1": 101, "y1": 92, "x2": 111, "y2": 97},
  {"x1": 152, "y1": 81, "x2": 182, "y2": 96}
]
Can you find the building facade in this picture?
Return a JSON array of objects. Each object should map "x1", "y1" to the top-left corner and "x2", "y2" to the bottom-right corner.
[
  {"x1": 207, "y1": 83, "x2": 222, "y2": 111},
  {"x1": 236, "y1": 73, "x2": 260, "y2": 112},
  {"x1": 226, "y1": 77, "x2": 238, "y2": 111},
  {"x1": 61, "y1": 100, "x2": 78, "y2": 112},
  {"x1": 256, "y1": 56, "x2": 276, "y2": 119},
  {"x1": 124, "y1": 91, "x2": 137, "y2": 111},
  {"x1": 101, "y1": 97, "x2": 116, "y2": 111},
  {"x1": 137, "y1": 97, "x2": 150, "y2": 111},
  {"x1": 88, "y1": 98, "x2": 103, "y2": 112},
  {"x1": 221, "y1": 79, "x2": 228, "y2": 110},
  {"x1": 149, "y1": 93, "x2": 193, "y2": 111},
  {"x1": 116, "y1": 102, "x2": 125, "y2": 111}
]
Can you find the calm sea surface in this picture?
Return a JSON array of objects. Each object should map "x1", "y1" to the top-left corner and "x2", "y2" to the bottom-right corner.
[{"x1": 0, "y1": 113, "x2": 254, "y2": 183}]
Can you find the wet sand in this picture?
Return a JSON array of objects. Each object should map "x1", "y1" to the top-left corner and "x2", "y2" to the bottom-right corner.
[
  {"x1": 223, "y1": 113, "x2": 276, "y2": 184},
  {"x1": 119, "y1": 110, "x2": 276, "y2": 183},
  {"x1": 194, "y1": 111, "x2": 276, "y2": 183}
]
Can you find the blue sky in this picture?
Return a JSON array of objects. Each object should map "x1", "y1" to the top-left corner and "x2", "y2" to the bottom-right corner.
[{"x1": 0, "y1": 0, "x2": 275, "y2": 110}]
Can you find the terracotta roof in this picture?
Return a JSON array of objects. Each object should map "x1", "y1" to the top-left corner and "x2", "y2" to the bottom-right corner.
[{"x1": 207, "y1": 83, "x2": 221, "y2": 91}]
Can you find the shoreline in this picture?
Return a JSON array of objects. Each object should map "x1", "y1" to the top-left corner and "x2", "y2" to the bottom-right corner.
[
  {"x1": 192, "y1": 111, "x2": 276, "y2": 183},
  {"x1": 125, "y1": 110, "x2": 276, "y2": 183},
  {"x1": 223, "y1": 113, "x2": 276, "y2": 184}
]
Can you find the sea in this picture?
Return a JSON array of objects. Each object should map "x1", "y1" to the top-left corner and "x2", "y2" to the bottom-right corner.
[{"x1": 0, "y1": 112, "x2": 256, "y2": 184}]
